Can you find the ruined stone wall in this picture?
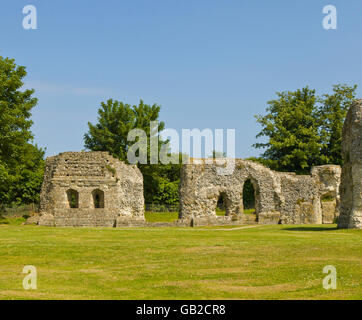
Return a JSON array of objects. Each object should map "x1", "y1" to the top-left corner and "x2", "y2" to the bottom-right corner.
[
  {"x1": 312, "y1": 165, "x2": 341, "y2": 224},
  {"x1": 179, "y1": 159, "x2": 276, "y2": 224},
  {"x1": 179, "y1": 159, "x2": 341, "y2": 225},
  {"x1": 275, "y1": 173, "x2": 318, "y2": 224},
  {"x1": 39, "y1": 151, "x2": 144, "y2": 227},
  {"x1": 338, "y1": 99, "x2": 362, "y2": 229},
  {"x1": 275, "y1": 165, "x2": 341, "y2": 224}
]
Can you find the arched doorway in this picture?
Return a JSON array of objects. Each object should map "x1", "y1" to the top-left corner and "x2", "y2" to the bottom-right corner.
[
  {"x1": 242, "y1": 178, "x2": 259, "y2": 215},
  {"x1": 215, "y1": 192, "x2": 230, "y2": 216},
  {"x1": 216, "y1": 193, "x2": 226, "y2": 216}
]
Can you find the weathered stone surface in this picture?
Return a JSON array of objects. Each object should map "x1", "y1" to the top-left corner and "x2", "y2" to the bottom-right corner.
[
  {"x1": 312, "y1": 165, "x2": 341, "y2": 222},
  {"x1": 179, "y1": 159, "x2": 277, "y2": 220},
  {"x1": 38, "y1": 151, "x2": 145, "y2": 227},
  {"x1": 38, "y1": 213, "x2": 55, "y2": 226},
  {"x1": 258, "y1": 211, "x2": 280, "y2": 225},
  {"x1": 295, "y1": 202, "x2": 314, "y2": 224},
  {"x1": 240, "y1": 214, "x2": 258, "y2": 225},
  {"x1": 321, "y1": 201, "x2": 336, "y2": 224},
  {"x1": 338, "y1": 99, "x2": 362, "y2": 229},
  {"x1": 23, "y1": 214, "x2": 40, "y2": 225},
  {"x1": 179, "y1": 159, "x2": 341, "y2": 225},
  {"x1": 276, "y1": 173, "x2": 317, "y2": 224}
]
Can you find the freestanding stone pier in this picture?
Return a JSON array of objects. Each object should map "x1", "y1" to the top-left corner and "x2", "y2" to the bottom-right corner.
[{"x1": 338, "y1": 99, "x2": 362, "y2": 229}]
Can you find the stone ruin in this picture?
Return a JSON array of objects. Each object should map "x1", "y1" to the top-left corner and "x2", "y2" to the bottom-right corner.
[
  {"x1": 36, "y1": 151, "x2": 342, "y2": 227},
  {"x1": 39, "y1": 114, "x2": 362, "y2": 229},
  {"x1": 35, "y1": 101, "x2": 362, "y2": 229},
  {"x1": 179, "y1": 159, "x2": 341, "y2": 226},
  {"x1": 38, "y1": 151, "x2": 144, "y2": 227},
  {"x1": 338, "y1": 99, "x2": 362, "y2": 229}
]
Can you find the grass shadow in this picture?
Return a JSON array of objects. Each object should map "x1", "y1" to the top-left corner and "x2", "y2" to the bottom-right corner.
[{"x1": 282, "y1": 226, "x2": 338, "y2": 232}]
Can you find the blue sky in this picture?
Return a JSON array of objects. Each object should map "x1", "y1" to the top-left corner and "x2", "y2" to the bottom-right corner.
[{"x1": 1, "y1": 0, "x2": 361, "y2": 158}]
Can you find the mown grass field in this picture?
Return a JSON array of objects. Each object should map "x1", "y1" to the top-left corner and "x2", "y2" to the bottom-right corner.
[{"x1": 0, "y1": 215, "x2": 361, "y2": 300}]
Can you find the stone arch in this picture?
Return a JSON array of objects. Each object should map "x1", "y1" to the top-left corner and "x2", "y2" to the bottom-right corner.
[
  {"x1": 92, "y1": 189, "x2": 105, "y2": 208},
  {"x1": 215, "y1": 191, "x2": 232, "y2": 216},
  {"x1": 66, "y1": 189, "x2": 79, "y2": 208},
  {"x1": 242, "y1": 177, "x2": 260, "y2": 215},
  {"x1": 179, "y1": 159, "x2": 281, "y2": 222}
]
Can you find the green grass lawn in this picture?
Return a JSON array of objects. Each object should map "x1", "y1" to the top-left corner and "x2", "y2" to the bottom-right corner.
[
  {"x1": 216, "y1": 208, "x2": 255, "y2": 216},
  {"x1": 0, "y1": 218, "x2": 361, "y2": 300},
  {"x1": 144, "y1": 211, "x2": 178, "y2": 222},
  {"x1": 0, "y1": 216, "x2": 27, "y2": 226}
]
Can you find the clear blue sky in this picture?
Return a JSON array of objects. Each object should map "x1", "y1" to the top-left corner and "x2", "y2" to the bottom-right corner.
[{"x1": 1, "y1": 0, "x2": 361, "y2": 158}]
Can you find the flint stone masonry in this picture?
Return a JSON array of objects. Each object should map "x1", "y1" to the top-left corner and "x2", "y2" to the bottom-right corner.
[
  {"x1": 179, "y1": 159, "x2": 341, "y2": 225},
  {"x1": 338, "y1": 99, "x2": 362, "y2": 229},
  {"x1": 38, "y1": 152, "x2": 145, "y2": 227},
  {"x1": 36, "y1": 150, "x2": 343, "y2": 228},
  {"x1": 258, "y1": 211, "x2": 281, "y2": 225},
  {"x1": 321, "y1": 201, "x2": 337, "y2": 224}
]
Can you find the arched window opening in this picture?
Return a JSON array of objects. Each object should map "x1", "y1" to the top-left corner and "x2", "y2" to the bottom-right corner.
[
  {"x1": 67, "y1": 189, "x2": 79, "y2": 209},
  {"x1": 216, "y1": 193, "x2": 226, "y2": 216},
  {"x1": 92, "y1": 189, "x2": 105, "y2": 209},
  {"x1": 243, "y1": 179, "x2": 256, "y2": 215}
]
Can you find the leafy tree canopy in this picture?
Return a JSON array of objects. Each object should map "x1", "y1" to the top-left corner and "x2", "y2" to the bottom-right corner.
[
  {"x1": 254, "y1": 84, "x2": 357, "y2": 173},
  {"x1": 84, "y1": 99, "x2": 180, "y2": 205},
  {"x1": 318, "y1": 84, "x2": 357, "y2": 166},
  {"x1": 0, "y1": 56, "x2": 45, "y2": 207},
  {"x1": 84, "y1": 99, "x2": 166, "y2": 161}
]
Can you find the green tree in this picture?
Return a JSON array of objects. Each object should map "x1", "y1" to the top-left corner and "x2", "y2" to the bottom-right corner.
[
  {"x1": 10, "y1": 143, "x2": 45, "y2": 205},
  {"x1": 254, "y1": 87, "x2": 323, "y2": 173},
  {"x1": 140, "y1": 154, "x2": 182, "y2": 205},
  {"x1": 318, "y1": 84, "x2": 357, "y2": 166},
  {"x1": 0, "y1": 56, "x2": 44, "y2": 207},
  {"x1": 84, "y1": 99, "x2": 180, "y2": 205},
  {"x1": 84, "y1": 99, "x2": 166, "y2": 160},
  {"x1": 254, "y1": 84, "x2": 357, "y2": 173}
]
